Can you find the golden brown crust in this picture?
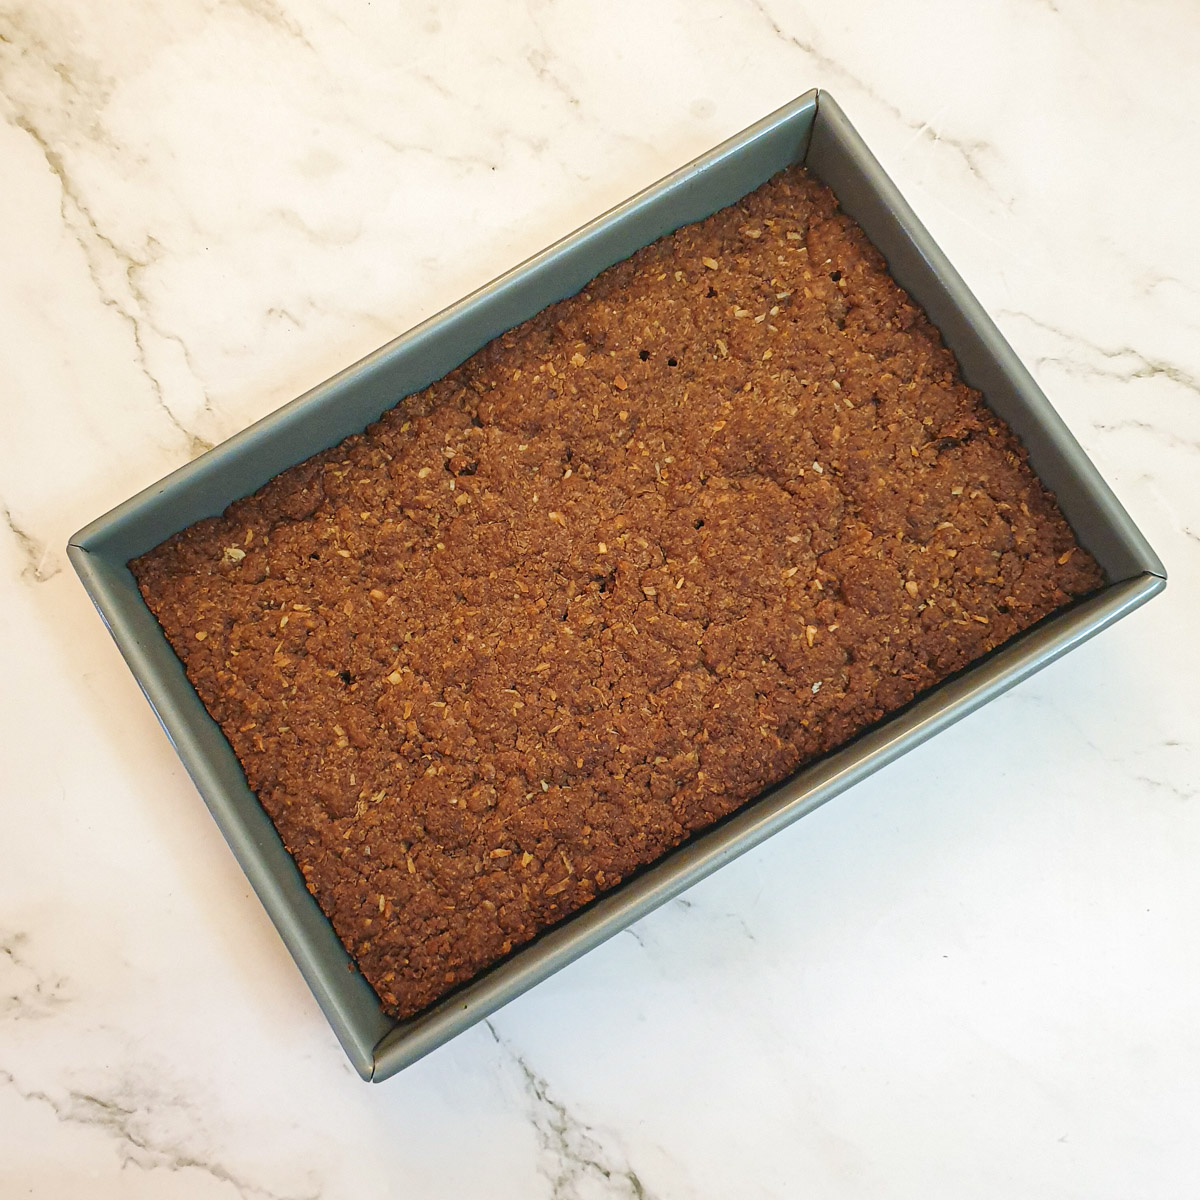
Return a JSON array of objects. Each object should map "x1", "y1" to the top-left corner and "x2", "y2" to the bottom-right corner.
[{"x1": 132, "y1": 168, "x2": 1102, "y2": 1017}]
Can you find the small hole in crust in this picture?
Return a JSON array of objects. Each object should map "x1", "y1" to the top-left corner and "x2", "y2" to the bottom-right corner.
[
  {"x1": 638, "y1": 349, "x2": 650, "y2": 361},
  {"x1": 667, "y1": 357, "x2": 678, "y2": 367},
  {"x1": 338, "y1": 671, "x2": 353, "y2": 684},
  {"x1": 705, "y1": 286, "x2": 717, "y2": 298},
  {"x1": 694, "y1": 519, "x2": 705, "y2": 529},
  {"x1": 830, "y1": 270, "x2": 842, "y2": 282}
]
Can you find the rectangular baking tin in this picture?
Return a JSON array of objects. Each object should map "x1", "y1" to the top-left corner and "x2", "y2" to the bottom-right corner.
[{"x1": 69, "y1": 90, "x2": 1166, "y2": 1081}]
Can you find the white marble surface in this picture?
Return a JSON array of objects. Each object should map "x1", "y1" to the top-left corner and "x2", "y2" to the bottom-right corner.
[{"x1": 2, "y1": 0, "x2": 1198, "y2": 1195}]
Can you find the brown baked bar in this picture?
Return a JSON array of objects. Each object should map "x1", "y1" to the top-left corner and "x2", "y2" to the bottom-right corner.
[{"x1": 132, "y1": 168, "x2": 1102, "y2": 1017}]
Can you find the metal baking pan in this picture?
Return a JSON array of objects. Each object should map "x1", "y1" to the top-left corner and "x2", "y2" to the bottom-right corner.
[{"x1": 68, "y1": 90, "x2": 1166, "y2": 1081}]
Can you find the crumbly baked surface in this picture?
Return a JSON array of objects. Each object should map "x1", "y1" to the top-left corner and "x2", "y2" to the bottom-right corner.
[{"x1": 132, "y1": 168, "x2": 1102, "y2": 1018}]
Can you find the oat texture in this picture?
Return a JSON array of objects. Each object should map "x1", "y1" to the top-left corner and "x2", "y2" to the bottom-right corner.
[{"x1": 133, "y1": 168, "x2": 1102, "y2": 1017}]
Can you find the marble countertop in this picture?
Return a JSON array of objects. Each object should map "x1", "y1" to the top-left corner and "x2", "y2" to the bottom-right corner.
[{"x1": 3, "y1": 2, "x2": 1198, "y2": 1196}]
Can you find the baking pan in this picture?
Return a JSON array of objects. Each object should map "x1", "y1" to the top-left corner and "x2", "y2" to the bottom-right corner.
[{"x1": 68, "y1": 89, "x2": 1166, "y2": 1081}]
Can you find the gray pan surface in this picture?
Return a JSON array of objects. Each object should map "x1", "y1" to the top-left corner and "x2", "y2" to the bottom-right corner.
[{"x1": 69, "y1": 90, "x2": 1165, "y2": 1080}]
